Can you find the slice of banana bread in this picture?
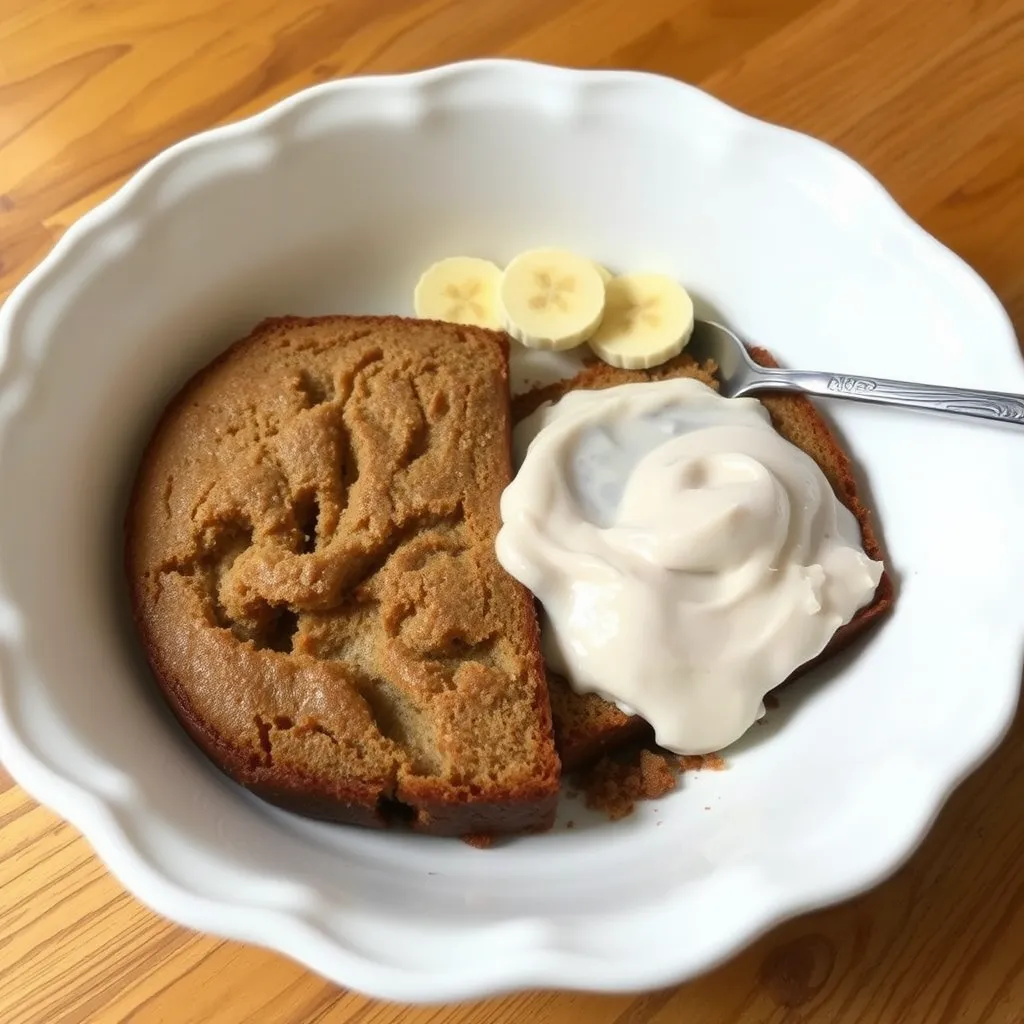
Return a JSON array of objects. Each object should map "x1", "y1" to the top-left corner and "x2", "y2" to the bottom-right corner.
[
  {"x1": 513, "y1": 348, "x2": 894, "y2": 772},
  {"x1": 126, "y1": 315, "x2": 560, "y2": 836}
]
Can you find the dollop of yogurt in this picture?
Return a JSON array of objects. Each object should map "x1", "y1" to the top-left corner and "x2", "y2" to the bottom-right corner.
[{"x1": 495, "y1": 378, "x2": 883, "y2": 754}]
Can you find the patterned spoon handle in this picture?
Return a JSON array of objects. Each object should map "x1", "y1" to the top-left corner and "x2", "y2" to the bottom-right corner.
[{"x1": 746, "y1": 370, "x2": 1024, "y2": 426}]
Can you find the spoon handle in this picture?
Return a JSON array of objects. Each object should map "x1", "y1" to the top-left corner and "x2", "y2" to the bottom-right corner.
[{"x1": 747, "y1": 369, "x2": 1024, "y2": 426}]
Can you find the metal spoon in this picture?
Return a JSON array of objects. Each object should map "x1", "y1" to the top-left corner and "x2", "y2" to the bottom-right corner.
[{"x1": 687, "y1": 320, "x2": 1024, "y2": 426}]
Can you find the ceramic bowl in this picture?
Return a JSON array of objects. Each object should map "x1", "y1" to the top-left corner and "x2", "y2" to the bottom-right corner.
[{"x1": 0, "y1": 60, "x2": 1021, "y2": 1002}]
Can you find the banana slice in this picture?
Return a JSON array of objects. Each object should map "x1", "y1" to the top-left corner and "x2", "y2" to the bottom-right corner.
[
  {"x1": 587, "y1": 273, "x2": 695, "y2": 369},
  {"x1": 593, "y1": 262, "x2": 613, "y2": 285},
  {"x1": 414, "y1": 256, "x2": 503, "y2": 329},
  {"x1": 499, "y1": 248, "x2": 606, "y2": 350}
]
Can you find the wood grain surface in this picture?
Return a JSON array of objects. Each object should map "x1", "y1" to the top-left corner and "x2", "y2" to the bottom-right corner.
[{"x1": 2, "y1": 1, "x2": 1023, "y2": 1021}]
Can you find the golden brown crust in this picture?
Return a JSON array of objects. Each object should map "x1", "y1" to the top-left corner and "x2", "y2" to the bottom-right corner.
[
  {"x1": 126, "y1": 314, "x2": 560, "y2": 837},
  {"x1": 510, "y1": 351, "x2": 721, "y2": 422},
  {"x1": 514, "y1": 347, "x2": 894, "y2": 771}
]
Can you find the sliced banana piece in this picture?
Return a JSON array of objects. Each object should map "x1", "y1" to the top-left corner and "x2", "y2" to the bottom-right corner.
[
  {"x1": 499, "y1": 248, "x2": 606, "y2": 350},
  {"x1": 414, "y1": 256, "x2": 503, "y2": 329},
  {"x1": 587, "y1": 273, "x2": 695, "y2": 369},
  {"x1": 593, "y1": 262, "x2": 613, "y2": 285}
]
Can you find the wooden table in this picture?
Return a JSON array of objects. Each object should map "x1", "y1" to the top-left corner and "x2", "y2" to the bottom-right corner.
[{"x1": 2, "y1": 1, "x2": 1023, "y2": 1021}]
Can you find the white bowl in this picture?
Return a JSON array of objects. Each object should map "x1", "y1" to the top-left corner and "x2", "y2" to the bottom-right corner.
[{"x1": 0, "y1": 60, "x2": 1021, "y2": 1004}]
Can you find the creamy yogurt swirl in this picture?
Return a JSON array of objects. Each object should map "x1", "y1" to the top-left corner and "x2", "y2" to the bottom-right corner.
[{"x1": 496, "y1": 379, "x2": 883, "y2": 754}]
